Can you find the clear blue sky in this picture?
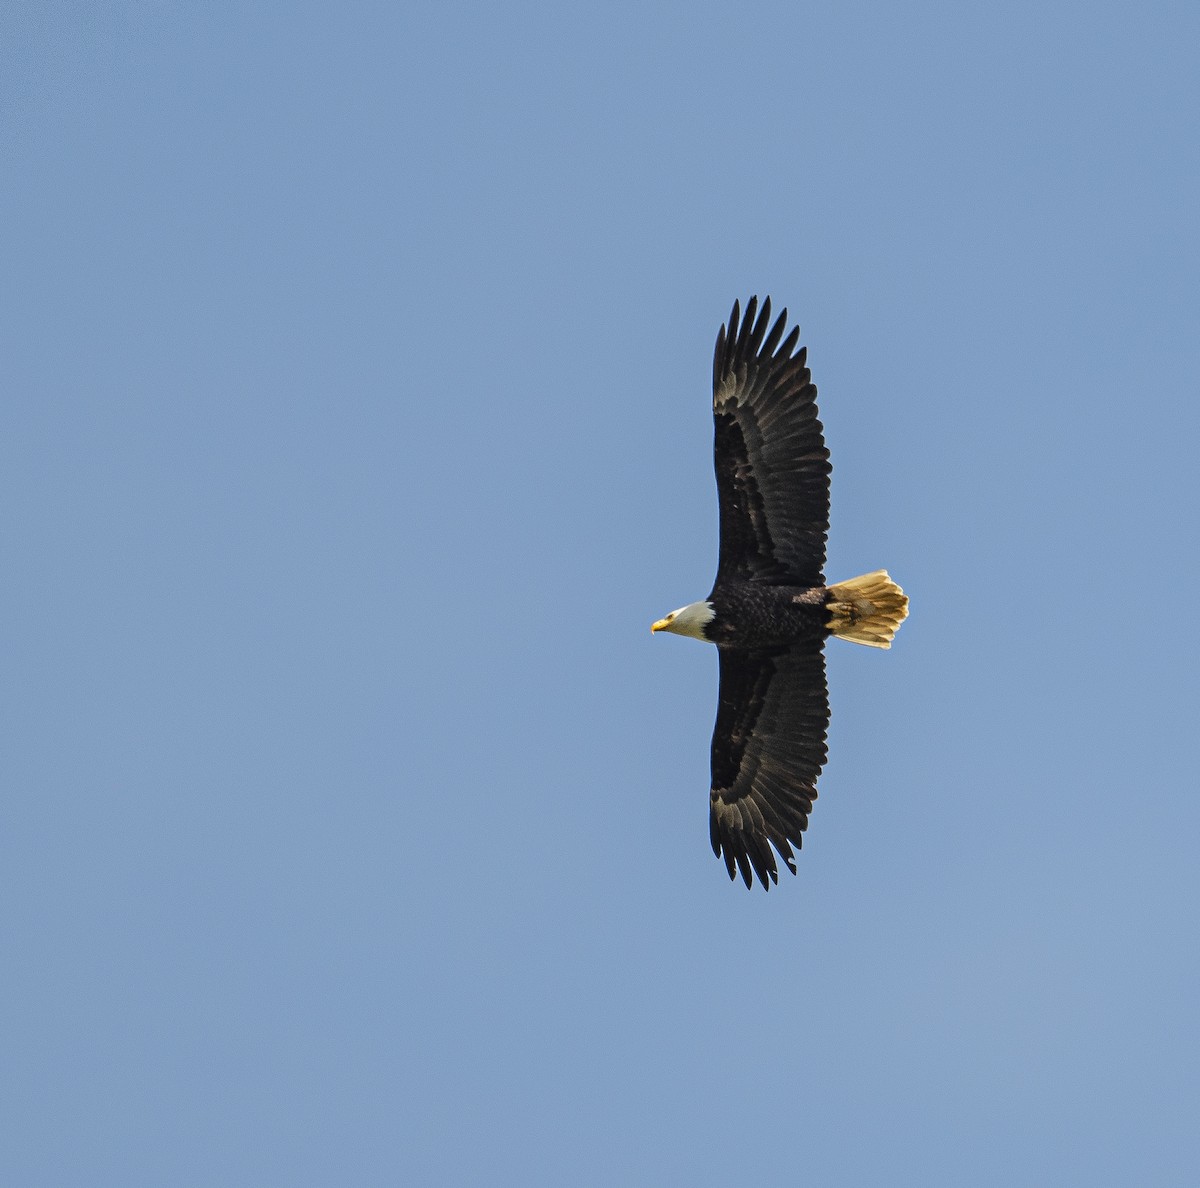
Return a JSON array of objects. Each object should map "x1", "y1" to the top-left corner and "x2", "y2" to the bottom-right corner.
[{"x1": 4, "y1": 3, "x2": 1198, "y2": 1184}]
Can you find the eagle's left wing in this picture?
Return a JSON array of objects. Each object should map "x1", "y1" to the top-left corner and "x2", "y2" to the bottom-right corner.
[{"x1": 709, "y1": 643, "x2": 830, "y2": 889}]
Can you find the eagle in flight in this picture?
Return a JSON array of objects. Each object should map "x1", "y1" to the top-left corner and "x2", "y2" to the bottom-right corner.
[{"x1": 652, "y1": 297, "x2": 908, "y2": 889}]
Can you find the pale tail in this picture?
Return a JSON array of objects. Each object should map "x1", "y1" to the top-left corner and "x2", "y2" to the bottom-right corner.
[{"x1": 827, "y1": 570, "x2": 909, "y2": 649}]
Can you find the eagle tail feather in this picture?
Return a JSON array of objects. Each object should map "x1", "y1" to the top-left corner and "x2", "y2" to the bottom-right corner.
[{"x1": 826, "y1": 570, "x2": 908, "y2": 649}]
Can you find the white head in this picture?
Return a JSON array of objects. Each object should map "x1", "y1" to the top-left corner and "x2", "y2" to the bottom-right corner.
[{"x1": 651, "y1": 601, "x2": 715, "y2": 641}]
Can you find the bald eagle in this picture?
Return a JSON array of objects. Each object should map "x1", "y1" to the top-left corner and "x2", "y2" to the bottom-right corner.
[{"x1": 652, "y1": 297, "x2": 908, "y2": 889}]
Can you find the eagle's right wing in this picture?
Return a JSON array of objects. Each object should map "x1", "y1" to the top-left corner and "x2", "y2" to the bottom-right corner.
[
  {"x1": 712, "y1": 297, "x2": 831, "y2": 589},
  {"x1": 709, "y1": 643, "x2": 830, "y2": 889}
]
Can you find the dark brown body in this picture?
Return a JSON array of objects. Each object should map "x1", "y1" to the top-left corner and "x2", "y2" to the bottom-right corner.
[{"x1": 703, "y1": 583, "x2": 830, "y2": 649}]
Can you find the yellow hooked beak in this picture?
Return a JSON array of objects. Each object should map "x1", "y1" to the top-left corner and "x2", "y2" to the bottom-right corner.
[{"x1": 651, "y1": 617, "x2": 671, "y2": 633}]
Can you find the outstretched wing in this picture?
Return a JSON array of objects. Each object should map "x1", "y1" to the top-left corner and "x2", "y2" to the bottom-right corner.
[
  {"x1": 712, "y1": 297, "x2": 830, "y2": 587},
  {"x1": 709, "y1": 644, "x2": 830, "y2": 889}
]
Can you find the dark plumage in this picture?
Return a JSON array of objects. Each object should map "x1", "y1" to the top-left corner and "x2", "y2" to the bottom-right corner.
[{"x1": 652, "y1": 297, "x2": 908, "y2": 889}]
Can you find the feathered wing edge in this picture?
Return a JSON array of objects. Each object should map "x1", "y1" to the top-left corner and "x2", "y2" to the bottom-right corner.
[{"x1": 713, "y1": 296, "x2": 803, "y2": 396}]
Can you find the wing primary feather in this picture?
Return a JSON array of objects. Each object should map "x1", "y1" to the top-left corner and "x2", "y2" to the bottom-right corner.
[
  {"x1": 776, "y1": 837, "x2": 798, "y2": 875},
  {"x1": 745, "y1": 295, "x2": 771, "y2": 359},
  {"x1": 736, "y1": 296, "x2": 758, "y2": 362},
  {"x1": 734, "y1": 845, "x2": 753, "y2": 890},
  {"x1": 776, "y1": 324, "x2": 801, "y2": 361},
  {"x1": 759, "y1": 307, "x2": 788, "y2": 359},
  {"x1": 724, "y1": 847, "x2": 738, "y2": 882},
  {"x1": 748, "y1": 833, "x2": 776, "y2": 889},
  {"x1": 712, "y1": 324, "x2": 727, "y2": 391}
]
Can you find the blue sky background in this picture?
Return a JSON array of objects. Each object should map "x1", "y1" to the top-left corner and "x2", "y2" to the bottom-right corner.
[{"x1": 4, "y1": 3, "x2": 1199, "y2": 1184}]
